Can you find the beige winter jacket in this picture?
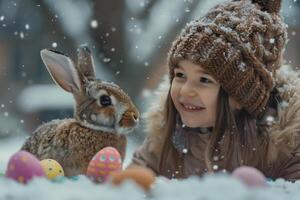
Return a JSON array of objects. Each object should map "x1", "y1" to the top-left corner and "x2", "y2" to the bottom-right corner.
[{"x1": 131, "y1": 66, "x2": 300, "y2": 181}]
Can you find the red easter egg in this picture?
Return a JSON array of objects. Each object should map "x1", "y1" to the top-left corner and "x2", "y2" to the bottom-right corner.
[
  {"x1": 5, "y1": 151, "x2": 45, "y2": 184},
  {"x1": 232, "y1": 166, "x2": 267, "y2": 188},
  {"x1": 86, "y1": 147, "x2": 122, "y2": 183}
]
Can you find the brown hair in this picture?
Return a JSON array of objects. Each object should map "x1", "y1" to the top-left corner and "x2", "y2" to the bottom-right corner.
[{"x1": 159, "y1": 85, "x2": 278, "y2": 173}]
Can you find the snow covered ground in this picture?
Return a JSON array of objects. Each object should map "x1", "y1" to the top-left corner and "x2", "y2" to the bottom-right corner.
[
  {"x1": 1, "y1": 136, "x2": 300, "y2": 200},
  {"x1": 1, "y1": 171, "x2": 300, "y2": 200}
]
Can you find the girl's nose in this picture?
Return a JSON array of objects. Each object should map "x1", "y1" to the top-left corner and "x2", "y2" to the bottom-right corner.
[{"x1": 180, "y1": 82, "x2": 197, "y2": 97}]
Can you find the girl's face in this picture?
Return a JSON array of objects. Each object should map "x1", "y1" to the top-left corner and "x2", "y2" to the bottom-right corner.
[{"x1": 171, "y1": 60, "x2": 220, "y2": 128}]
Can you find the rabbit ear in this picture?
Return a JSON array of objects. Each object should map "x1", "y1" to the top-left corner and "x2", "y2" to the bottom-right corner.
[
  {"x1": 77, "y1": 45, "x2": 96, "y2": 81},
  {"x1": 251, "y1": 0, "x2": 282, "y2": 14},
  {"x1": 40, "y1": 49, "x2": 81, "y2": 94}
]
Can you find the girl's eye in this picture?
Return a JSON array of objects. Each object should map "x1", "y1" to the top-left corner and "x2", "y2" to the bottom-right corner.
[
  {"x1": 175, "y1": 72, "x2": 185, "y2": 78},
  {"x1": 200, "y1": 77, "x2": 212, "y2": 84}
]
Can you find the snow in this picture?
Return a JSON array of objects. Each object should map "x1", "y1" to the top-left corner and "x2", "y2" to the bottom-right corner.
[
  {"x1": 1, "y1": 171, "x2": 300, "y2": 200},
  {"x1": 2, "y1": 137, "x2": 300, "y2": 199},
  {"x1": 51, "y1": 42, "x2": 58, "y2": 48},
  {"x1": 90, "y1": 20, "x2": 98, "y2": 29},
  {"x1": 17, "y1": 84, "x2": 74, "y2": 113}
]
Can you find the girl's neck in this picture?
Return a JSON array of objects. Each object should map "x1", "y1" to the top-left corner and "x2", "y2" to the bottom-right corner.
[{"x1": 176, "y1": 114, "x2": 213, "y2": 134}]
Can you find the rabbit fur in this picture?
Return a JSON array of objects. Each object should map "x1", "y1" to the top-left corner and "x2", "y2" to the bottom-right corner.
[{"x1": 21, "y1": 45, "x2": 139, "y2": 176}]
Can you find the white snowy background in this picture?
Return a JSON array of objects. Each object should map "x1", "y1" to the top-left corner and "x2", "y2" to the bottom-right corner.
[{"x1": 1, "y1": 0, "x2": 300, "y2": 199}]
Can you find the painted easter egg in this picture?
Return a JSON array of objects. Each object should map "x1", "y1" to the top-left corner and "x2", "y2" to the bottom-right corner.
[
  {"x1": 40, "y1": 159, "x2": 64, "y2": 180},
  {"x1": 86, "y1": 146, "x2": 122, "y2": 183},
  {"x1": 111, "y1": 166, "x2": 155, "y2": 191},
  {"x1": 5, "y1": 151, "x2": 45, "y2": 184},
  {"x1": 232, "y1": 166, "x2": 267, "y2": 188}
]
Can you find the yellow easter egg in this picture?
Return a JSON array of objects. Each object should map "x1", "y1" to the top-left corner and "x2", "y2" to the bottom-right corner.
[{"x1": 40, "y1": 159, "x2": 64, "y2": 180}]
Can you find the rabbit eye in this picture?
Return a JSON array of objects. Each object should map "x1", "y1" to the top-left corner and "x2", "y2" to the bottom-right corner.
[{"x1": 100, "y1": 95, "x2": 111, "y2": 106}]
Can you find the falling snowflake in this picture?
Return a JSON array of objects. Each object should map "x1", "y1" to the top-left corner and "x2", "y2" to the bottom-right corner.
[
  {"x1": 238, "y1": 62, "x2": 246, "y2": 72},
  {"x1": 90, "y1": 20, "x2": 98, "y2": 28},
  {"x1": 213, "y1": 165, "x2": 219, "y2": 170},
  {"x1": 269, "y1": 38, "x2": 275, "y2": 44},
  {"x1": 20, "y1": 32, "x2": 24, "y2": 39},
  {"x1": 141, "y1": 89, "x2": 151, "y2": 98},
  {"x1": 52, "y1": 42, "x2": 58, "y2": 48},
  {"x1": 213, "y1": 156, "x2": 219, "y2": 161},
  {"x1": 103, "y1": 58, "x2": 111, "y2": 63},
  {"x1": 266, "y1": 115, "x2": 274, "y2": 125},
  {"x1": 185, "y1": 7, "x2": 191, "y2": 12}
]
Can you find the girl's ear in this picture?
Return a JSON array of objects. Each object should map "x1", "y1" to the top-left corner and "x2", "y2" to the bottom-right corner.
[
  {"x1": 229, "y1": 97, "x2": 242, "y2": 110},
  {"x1": 40, "y1": 49, "x2": 81, "y2": 94}
]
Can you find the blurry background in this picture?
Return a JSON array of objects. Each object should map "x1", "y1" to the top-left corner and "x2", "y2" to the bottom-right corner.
[{"x1": 0, "y1": 0, "x2": 299, "y2": 168}]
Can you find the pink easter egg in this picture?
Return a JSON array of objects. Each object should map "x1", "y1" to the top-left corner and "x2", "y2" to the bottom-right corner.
[
  {"x1": 5, "y1": 151, "x2": 45, "y2": 184},
  {"x1": 86, "y1": 147, "x2": 122, "y2": 183},
  {"x1": 232, "y1": 166, "x2": 267, "y2": 188}
]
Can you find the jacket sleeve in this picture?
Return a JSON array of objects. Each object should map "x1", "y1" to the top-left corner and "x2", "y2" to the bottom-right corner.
[{"x1": 129, "y1": 135, "x2": 161, "y2": 175}]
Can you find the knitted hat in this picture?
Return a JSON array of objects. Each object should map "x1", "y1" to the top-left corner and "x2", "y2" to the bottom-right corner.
[{"x1": 168, "y1": 0, "x2": 287, "y2": 118}]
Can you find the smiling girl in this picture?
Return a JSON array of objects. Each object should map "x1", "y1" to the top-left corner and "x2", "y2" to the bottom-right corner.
[{"x1": 130, "y1": 0, "x2": 300, "y2": 181}]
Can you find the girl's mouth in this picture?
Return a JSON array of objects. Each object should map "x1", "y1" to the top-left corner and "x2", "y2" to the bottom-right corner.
[{"x1": 180, "y1": 103, "x2": 205, "y2": 111}]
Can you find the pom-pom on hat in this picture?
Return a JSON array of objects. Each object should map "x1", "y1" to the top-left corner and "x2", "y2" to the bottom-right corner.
[{"x1": 168, "y1": 0, "x2": 287, "y2": 118}]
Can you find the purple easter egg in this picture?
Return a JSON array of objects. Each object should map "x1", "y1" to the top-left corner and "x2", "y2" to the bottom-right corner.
[
  {"x1": 5, "y1": 151, "x2": 45, "y2": 184},
  {"x1": 232, "y1": 166, "x2": 267, "y2": 188}
]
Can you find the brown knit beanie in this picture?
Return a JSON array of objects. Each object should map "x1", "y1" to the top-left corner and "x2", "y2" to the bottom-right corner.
[{"x1": 168, "y1": 0, "x2": 288, "y2": 118}]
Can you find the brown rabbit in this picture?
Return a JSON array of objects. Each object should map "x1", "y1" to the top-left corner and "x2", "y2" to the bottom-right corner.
[{"x1": 21, "y1": 45, "x2": 139, "y2": 176}]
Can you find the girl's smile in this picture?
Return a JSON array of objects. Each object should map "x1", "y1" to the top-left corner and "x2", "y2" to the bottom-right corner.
[{"x1": 179, "y1": 102, "x2": 206, "y2": 111}]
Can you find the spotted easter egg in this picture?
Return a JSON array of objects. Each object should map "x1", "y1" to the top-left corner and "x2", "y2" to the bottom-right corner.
[
  {"x1": 232, "y1": 166, "x2": 267, "y2": 188},
  {"x1": 5, "y1": 151, "x2": 45, "y2": 184},
  {"x1": 86, "y1": 147, "x2": 122, "y2": 182},
  {"x1": 40, "y1": 159, "x2": 64, "y2": 180}
]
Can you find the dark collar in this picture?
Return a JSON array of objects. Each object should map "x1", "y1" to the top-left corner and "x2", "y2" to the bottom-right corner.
[{"x1": 172, "y1": 115, "x2": 212, "y2": 155}]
